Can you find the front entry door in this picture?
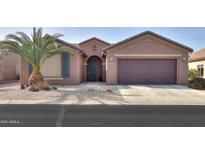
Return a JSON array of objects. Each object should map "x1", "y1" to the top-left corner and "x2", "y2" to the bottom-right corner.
[{"x1": 87, "y1": 60, "x2": 97, "y2": 81}]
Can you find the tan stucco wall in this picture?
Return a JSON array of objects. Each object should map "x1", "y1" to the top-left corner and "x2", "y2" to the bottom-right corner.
[
  {"x1": 79, "y1": 39, "x2": 109, "y2": 81},
  {"x1": 41, "y1": 55, "x2": 61, "y2": 78},
  {"x1": 0, "y1": 52, "x2": 20, "y2": 80},
  {"x1": 20, "y1": 50, "x2": 81, "y2": 85},
  {"x1": 47, "y1": 52, "x2": 81, "y2": 85},
  {"x1": 105, "y1": 34, "x2": 190, "y2": 85},
  {"x1": 79, "y1": 54, "x2": 84, "y2": 83},
  {"x1": 20, "y1": 56, "x2": 29, "y2": 85},
  {"x1": 189, "y1": 60, "x2": 205, "y2": 78}
]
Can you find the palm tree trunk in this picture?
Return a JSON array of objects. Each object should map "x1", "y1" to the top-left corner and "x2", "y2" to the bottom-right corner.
[{"x1": 28, "y1": 71, "x2": 45, "y2": 89}]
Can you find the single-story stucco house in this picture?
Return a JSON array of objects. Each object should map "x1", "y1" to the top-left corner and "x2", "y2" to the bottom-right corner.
[
  {"x1": 189, "y1": 48, "x2": 205, "y2": 78},
  {"x1": 0, "y1": 42, "x2": 20, "y2": 80},
  {"x1": 20, "y1": 31, "x2": 193, "y2": 85}
]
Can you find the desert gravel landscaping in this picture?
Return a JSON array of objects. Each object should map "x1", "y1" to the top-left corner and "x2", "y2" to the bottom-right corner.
[
  {"x1": 0, "y1": 82, "x2": 205, "y2": 105},
  {"x1": 0, "y1": 82, "x2": 124, "y2": 104}
]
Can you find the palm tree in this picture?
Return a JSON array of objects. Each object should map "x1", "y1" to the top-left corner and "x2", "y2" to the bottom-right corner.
[{"x1": 0, "y1": 27, "x2": 73, "y2": 89}]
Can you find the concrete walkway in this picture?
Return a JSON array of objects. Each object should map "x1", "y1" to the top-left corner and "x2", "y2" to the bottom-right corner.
[{"x1": 0, "y1": 82, "x2": 205, "y2": 105}]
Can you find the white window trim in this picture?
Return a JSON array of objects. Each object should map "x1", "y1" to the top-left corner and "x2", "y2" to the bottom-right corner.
[{"x1": 197, "y1": 64, "x2": 204, "y2": 77}]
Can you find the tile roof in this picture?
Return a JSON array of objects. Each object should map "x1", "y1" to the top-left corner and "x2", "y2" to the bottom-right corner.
[
  {"x1": 189, "y1": 48, "x2": 205, "y2": 62},
  {"x1": 56, "y1": 39, "x2": 83, "y2": 52}
]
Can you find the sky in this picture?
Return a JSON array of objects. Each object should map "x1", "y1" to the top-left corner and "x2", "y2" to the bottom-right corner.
[{"x1": 0, "y1": 27, "x2": 205, "y2": 51}]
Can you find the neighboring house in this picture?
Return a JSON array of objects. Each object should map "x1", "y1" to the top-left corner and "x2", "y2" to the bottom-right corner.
[
  {"x1": 189, "y1": 48, "x2": 205, "y2": 78},
  {"x1": 0, "y1": 42, "x2": 20, "y2": 80},
  {"x1": 20, "y1": 31, "x2": 193, "y2": 85}
]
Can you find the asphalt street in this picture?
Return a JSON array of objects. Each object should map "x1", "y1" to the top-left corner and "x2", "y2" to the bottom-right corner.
[{"x1": 0, "y1": 104, "x2": 205, "y2": 127}]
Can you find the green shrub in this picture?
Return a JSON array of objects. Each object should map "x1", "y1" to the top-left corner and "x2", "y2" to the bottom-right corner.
[
  {"x1": 0, "y1": 75, "x2": 4, "y2": 80},
  {"x1": 189, "y1": 68, "x2": 199, "y2": 80},
  {"x1": 188, "y1": 77, "x2": 205, "y2": 90}
]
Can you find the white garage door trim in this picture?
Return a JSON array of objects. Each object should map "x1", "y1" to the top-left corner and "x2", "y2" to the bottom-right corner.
[{"x1": 115, "y1": 54, "x2": 182, "y2": 57}]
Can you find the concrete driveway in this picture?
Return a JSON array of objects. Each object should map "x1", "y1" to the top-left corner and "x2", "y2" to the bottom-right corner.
[
  {"x1": 116, "y1": 84, "x2": 205, "y2": 105},
  {"x1": 0, "y1": 82, "x2": 205, "y2": 105}
]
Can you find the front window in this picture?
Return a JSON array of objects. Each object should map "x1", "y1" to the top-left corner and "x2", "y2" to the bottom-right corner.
[
  {"x1": 197, "y1": 65, "x2": 204, "y2": 77},
  {"x1": 61, "y1": 53, "x2": 70, "y2": 78}
]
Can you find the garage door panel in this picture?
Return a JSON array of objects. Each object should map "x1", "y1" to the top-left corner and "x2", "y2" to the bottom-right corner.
[{"x1": 118, "y1": 59, "x2": 176, "y2": 84}]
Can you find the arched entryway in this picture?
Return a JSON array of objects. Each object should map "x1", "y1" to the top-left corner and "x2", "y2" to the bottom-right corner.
[{"x1": 87, "y1": 56, "x2": 103, "y2": 82}]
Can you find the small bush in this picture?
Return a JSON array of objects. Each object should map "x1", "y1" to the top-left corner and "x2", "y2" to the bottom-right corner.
[
  {"x1": 43, "y1": 86, "x2": 50, "y2": 91},
  {"x1": 29, "y1": 87, "x2": 39, "y2": 92},
  {"x1": 188, "y1": 77, "x2": 205, "y2": 90},
  {"x1": 52, "y1": 87, "x2": 57, "y2": 90},
  {"x1": 189, "y1": 68, "x2": 199, "y2": 80}
]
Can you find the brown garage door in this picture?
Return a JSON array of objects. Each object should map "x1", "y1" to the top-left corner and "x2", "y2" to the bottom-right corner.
[{"x1": 118, "y1": 59, "x2": 177, "y2": 84}]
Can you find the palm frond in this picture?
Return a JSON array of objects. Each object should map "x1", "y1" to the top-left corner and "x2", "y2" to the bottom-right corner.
[
  {"x1": 0, "y1": 27, "x2": 73, "y2": 72},
  {"x1": 16, "y1": 32, "x2": 32, "y2": 43},
  {"x1": 5, "y1": 34, "x2": 24, "y2": 44}
]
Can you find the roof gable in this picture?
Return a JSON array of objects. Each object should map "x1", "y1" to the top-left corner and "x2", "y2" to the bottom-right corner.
[
  {"x1": 103, "y1": 31, "x2": 193, "y2": 53},
  {"x1": 79, "y1": 37, "x2": 110, "y2": 46}
]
